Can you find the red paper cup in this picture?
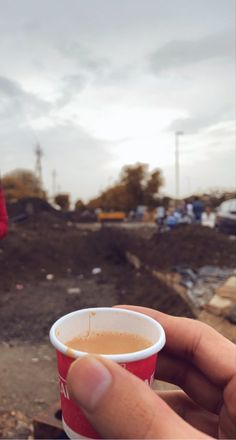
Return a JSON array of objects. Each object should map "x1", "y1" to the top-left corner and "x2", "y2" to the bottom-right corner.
[{"x1": 50, "y1": 307, "x2": 165, "y2": 439}]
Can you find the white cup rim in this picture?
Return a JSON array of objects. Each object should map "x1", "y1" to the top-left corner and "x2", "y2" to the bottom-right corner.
[{"x1": 49, "y1": 307, "x2": 166, "y2": 363}]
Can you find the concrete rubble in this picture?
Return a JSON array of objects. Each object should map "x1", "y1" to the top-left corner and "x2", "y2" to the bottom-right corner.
[{"x1": 126, "y1": 251, "x2": 236, "y2": 322}]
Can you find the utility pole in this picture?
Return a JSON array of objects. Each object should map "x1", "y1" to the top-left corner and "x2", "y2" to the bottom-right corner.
[
  {"x1": 52, "y1": 169, "x2": 57, "y2": 201},
  {"x1": 186, "y1": 176, "x2": 191, "y2": 195},
  {"x1": 175, "y1": 131, "x2": 183, "y2": 202},
  {"x1": 35, "y1": 143, "x2": 43, "y2": 194}
]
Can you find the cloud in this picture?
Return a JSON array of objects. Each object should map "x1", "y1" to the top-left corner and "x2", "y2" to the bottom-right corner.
[
  {"x1": 56, "y1": 74, "x2": 88, "y2": 107},
  {"x1": 57, "y1": 41, "x2": 110, "y2": 75},
  {"x1": 35, "y1": 121, "x2": 117, "y2": 201},
  {"x1": 1, "y1": 118, "x2": 116, "y2": 201},
  {"x1": 149, "y1": 31, "x2": 235, "y2": 73},
  {"x1": 0, "y1": 76, "x2": 50, "y2": 123},
  {"x1": 53, "y1": 42, "x2": 115, "y2": 106},
  {"x1": 168, "y1": 106, "x2": 234, "y2": 134},
  {"x1": 0, "y1": 76, "x2": 26, "y2": 98},
  {"x1": 0, "y1": 1, "x2": 235, "y2": 198}
]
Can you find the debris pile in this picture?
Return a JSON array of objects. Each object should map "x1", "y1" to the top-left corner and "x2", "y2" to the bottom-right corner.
[
  {"x1": 139, "y1": 225, "x2": 236, "y2": 269},
  {"x1": 0, "y1": 222, "x2": 195, "y2": 345},
  {"x1": 0, "y1": 410, "x2": 33, "y2": 439}
]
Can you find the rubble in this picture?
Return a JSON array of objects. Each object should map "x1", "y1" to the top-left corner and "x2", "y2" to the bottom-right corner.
[
  {"x1": 126, "y1": 251, "x2": 142, "y2": 270},
  {"x1": 0, "y1": 410, "x2": 33, "y2": 439},
  {"x1": 66, "y1": 287, "x2": 81, "y2": 294},
  {"x1": 226, "y1": 305, "x2": 236, "y2": 324},
  {"x1": 180, "y1": 266, "x2": 235, "y2": 309},
  {"x1": 15, "y1": 283, "x2": 24, "y2": 291},
  {"x1": 91, "y1": 267, "x2": 102, "y2": 275},
  {"x1": 204, "y1": 295, "x2": 232, "y2": 316},
  {"x1": 46, "y1": 274, "x2": 54, "y2": 281},
  {"x1": 216, "y1": 276, "x2": 236, "y2": 301},
  {"x1": 126, "y1": 249, "x2": 236, "y2": 319}
]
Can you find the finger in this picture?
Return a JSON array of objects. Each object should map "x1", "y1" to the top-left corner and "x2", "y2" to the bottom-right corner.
[
  {"x1": 116, "y1": 305, "x2": 236, "y2": 385},
  {"x1": 219, "y1": 405, "x2": 236, "y2": 439},
  {"x1": 223, "y1": 374, "x2": 236, "y2": 423},
  {"x1": 67, "y1": 356, "x2": 210, "y2": 439},
  {"x1": 157, "y1": 390, "x2": 218, "y2": 438},
  {"x1": 157, "y1": 352, "x2": 223, "y2": 413},
  {"x1": 219, "y1": 374, "x2": 236, "y2": 439}
]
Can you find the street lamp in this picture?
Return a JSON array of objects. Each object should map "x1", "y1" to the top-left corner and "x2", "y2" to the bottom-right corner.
[{"x1": 175, "y1": 131, "x2": 184, "y2": 202}]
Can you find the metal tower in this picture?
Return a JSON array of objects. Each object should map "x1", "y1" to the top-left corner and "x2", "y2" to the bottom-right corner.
[{"x1": 35, "y1": 143, "x2": 43, "y2": 192}]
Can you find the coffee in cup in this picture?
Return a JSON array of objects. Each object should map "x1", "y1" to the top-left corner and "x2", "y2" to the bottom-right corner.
[{"x1": 66, "y1": 330, "x2": 152, "y2": 354}]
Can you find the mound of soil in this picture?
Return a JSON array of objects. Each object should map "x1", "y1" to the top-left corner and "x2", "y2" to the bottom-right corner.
[
  {"x1": 0, "y1": 267, "x2": 194, "y2": 344},
  {"x1": 2, "y1": 221, "x2": 235, "y2": 345},
  {"x1": 1, "y1": 222, "x2": 236, "y2": 293},
  {"x1": 149, "y1": 225, "x2": 236, "y2": 269},
  {"x1": 0, "y1": 222, "x2": 194, "y2": 345},
  {"x1": 107, "y1": 225, "x2": 236, "y2": 270},
  {"x1": 7, "y1": 197, "x2": 60, "y2": 220},
  {"x1": 0, "y1": 223, "x2": 107, "y2": 291},
  {"x1": 7, "y1": 197, "x2": 97, "y2": 224}
]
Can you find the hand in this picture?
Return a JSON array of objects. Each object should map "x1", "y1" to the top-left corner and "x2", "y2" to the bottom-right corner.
[{"x1": 67, "y1": 306, "x2": 236, "y2": 439}]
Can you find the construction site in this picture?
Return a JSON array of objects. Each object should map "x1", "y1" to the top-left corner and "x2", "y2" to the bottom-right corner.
[
  {"x1": 0, "y1": 201, "x2": 236, "y2": 438},
  {"x1": 1, "y1": 0, "x2": 236, "y2": 437},
  {"x1": 0, "y1": 142, "x2": 236, "y2": 438}
]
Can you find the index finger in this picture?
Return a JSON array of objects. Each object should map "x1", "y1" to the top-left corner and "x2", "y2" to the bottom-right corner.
[{"x1": 116, "y1": 305, "x2": 236, "y2": 385}]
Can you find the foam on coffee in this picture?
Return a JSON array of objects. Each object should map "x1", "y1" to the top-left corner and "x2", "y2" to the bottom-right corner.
[{"x1": 66, "y1": 331, "x2": 152, "y2": 354}]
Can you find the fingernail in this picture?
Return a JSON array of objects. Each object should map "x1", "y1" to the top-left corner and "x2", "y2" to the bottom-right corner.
[{"x1": 67, "y1": 357, "x2": 112, "y2": 412}]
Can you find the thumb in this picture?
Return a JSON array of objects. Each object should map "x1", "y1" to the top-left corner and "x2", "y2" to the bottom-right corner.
[{"x1": 67, "y1": 356, "x2": 210, "y2": 439}]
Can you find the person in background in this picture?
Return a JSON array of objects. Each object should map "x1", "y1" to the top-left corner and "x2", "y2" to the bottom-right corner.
[
  {"x1": 201, "y1": 205, "x2": 216, "y2": 229},
  {"x1": 178, "y1": 200, "x2": 186, "y2": 217},
  {"x1": 0, "y1": 178, "x2": 8, "y2": 239},
  {"x1": 155, "y1": 205, "x2": 165, "y2": 229},
  {"x1": 186, "y1": 201, "x2": 194, "y2": 223},
  {"x1": 177, "y1": 201, "x2": 191, "y2": 225},
  {"x1": 166, "y1": 206, "x2": 178, "y2": 230},
  {"x1": 192, "y1": 196, "x2": 204, "y2": 223}
]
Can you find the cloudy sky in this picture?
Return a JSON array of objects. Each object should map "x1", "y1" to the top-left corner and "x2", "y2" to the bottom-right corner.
[{"x1": 0, "y1": 0, "x2": 235, "y2": 202}]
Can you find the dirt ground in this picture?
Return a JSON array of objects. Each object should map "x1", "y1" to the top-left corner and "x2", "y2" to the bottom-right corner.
[
  {"x1": 122, "y1": 224, "x2": 236, "y2": 270},
  {"x1": 0, "y1": 217, "x2": 235, "y2": 438}
]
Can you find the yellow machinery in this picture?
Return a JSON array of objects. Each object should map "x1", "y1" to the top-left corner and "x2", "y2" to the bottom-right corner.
[{"x1": 98, "y1": 212, "x2": 126, "y2": 222}]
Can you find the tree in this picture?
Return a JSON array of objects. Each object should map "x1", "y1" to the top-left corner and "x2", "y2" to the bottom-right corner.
[
  {"x1": 88, "y1": 184, "x2": 127, "y2": 211},
  {"x1": 2, "y1": 169, "x2": 45, "y2": 201},
  {"x1": 54, "y1": 193, "x2": 70, "y2": 211},
  {"x1": 144, "y1": 169, "x2": 164, "y2": 207},
  {"x1": 88, "y1": 163, "x2": 164, "y2": 211},
  {"x1": 120, "y1": 163, "x2": 147, "y2": 209},
  {"x1": 75, "y1": 199, "x2": 85, "y2": 211}
]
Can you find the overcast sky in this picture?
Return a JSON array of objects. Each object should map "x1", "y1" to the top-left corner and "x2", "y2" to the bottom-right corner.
[{"x1": 0, "y1": 0, "x2": 235, "y2": 202}]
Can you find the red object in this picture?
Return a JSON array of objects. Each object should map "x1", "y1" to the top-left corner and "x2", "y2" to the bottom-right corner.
[
  {"x1": 50, "y1": 307, "x2": 165, "y2": 439},
  {"x1": 0, "y1": 188, "x2": 8, "y2": 239},
  {"x1": 57, "y1": 350, "x2": 157, "y2": 439}
]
